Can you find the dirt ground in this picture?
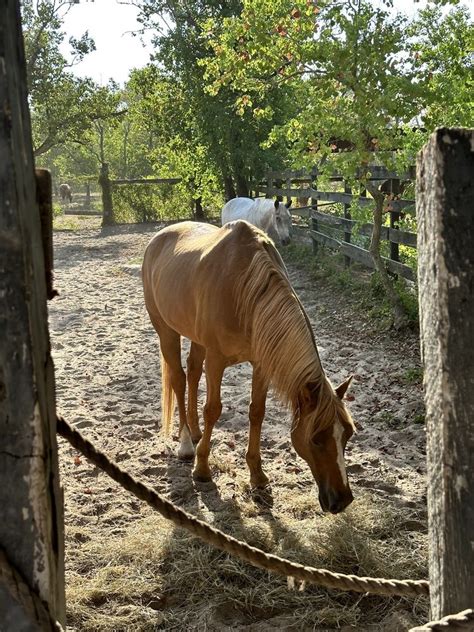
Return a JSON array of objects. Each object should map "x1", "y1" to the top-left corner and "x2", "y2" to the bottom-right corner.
[{"x1": 50, "y1": 221, "x2": 429, "y2": 631}]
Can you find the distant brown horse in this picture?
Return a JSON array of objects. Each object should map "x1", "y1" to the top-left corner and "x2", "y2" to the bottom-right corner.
[
  {"x1": 142, "y1": 220, "x2": 355, "y2": 513},
  {"x1": 59, "y1": 183, "x2": 72, "y2": 202}
]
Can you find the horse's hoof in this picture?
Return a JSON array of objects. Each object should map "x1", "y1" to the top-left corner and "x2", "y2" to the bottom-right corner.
[
  {"x1": 193, "y1": 468, "x2": 212, "y2": 482},
  {"x1": 178, "y1": 428, "x2": 195, "y2": 460},
  {"x1": 250, "y1": 476, "x2": 270, "y2": 489},
  {"x1": 177, "y1": 450, "x2": 195, "y2": 462}
]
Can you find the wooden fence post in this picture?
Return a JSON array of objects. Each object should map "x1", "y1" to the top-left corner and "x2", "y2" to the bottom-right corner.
[
  {"x1": 311, "y1": 169, "x2": 319, "y2": 255},
  {"x1": 0, "y1": 1, "x2": 65, "y2": 628},
  {"x1": 286, "y1": 174, "x2": 292, "y2": 206},
  {"x1": 99, "y1": 162, "x2": 115, "y2": 226},
  {"x1": 343, "y1": 181, "x2": 352, "y2": 267},
  {"x1": 389, "y1": 178, "x2": 400, "y2": 262},
  {"x1": 417, "y1": 128, "x2": 474, "y2": 620}
]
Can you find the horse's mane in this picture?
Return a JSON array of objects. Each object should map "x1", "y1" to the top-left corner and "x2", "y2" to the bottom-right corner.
[{"x1": 234, "y1": 239, "x2": 354, "y2": 435}]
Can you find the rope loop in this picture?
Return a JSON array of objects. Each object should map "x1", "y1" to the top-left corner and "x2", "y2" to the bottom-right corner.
[{"x1": 57, "y1": 416, "x2": 429, "y2": 599}]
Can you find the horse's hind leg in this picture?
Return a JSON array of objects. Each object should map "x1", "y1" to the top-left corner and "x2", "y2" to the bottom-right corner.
[
  {"x1": 158, "y1": 325, "x2": 194, "y2": 460},
  {"x1": 246, "y1": 366, "x2": 270, "y2": 488},
  {"x1": 187, "y1": 342, "x2": 205, "y2": 443},
  {"x1": 193, "y1": 351, "x2": 225, "y2": 482}
]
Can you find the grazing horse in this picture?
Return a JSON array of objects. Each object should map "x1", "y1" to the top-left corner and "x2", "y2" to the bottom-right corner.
[
  {"x1": 222, "y1": 197, "x2": 292, "y2": 246},
  {"x1": 59, "y1": 183, "x2": 72, "y2": 202},
  {"x1": 142, "y1": 220, "x2": 355, "y2": 514}
]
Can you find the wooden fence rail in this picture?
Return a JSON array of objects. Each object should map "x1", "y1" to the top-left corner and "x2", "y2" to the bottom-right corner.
[{"x1": 251, "y1": 166, "x2": 417, "y2": 281}]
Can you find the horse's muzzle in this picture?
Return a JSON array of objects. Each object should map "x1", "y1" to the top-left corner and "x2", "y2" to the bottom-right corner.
[
  {"x1": 319, "y1": 488, "x2": 354, "y2": 514},
  {"x1": 281, "y1": 237, "x2": 291, "y2": 247}
]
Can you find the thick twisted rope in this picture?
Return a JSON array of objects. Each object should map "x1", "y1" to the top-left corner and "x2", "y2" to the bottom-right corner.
[
  {"x1": 57, "y1": 416, "x2": 428, "y2": 598},
  {"x1": 409, "y1": 609, "x2": 474, "y2": 631}
]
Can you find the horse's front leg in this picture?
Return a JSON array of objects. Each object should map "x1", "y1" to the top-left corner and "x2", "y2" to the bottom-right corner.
[
  {"x1": 193, "y1": 352, "x2": 225, "y2": 482},
  {"x1": 246, "y1": 367, "x2": 270, "y2": 488},
  {"x1": 186, "y1": 342, "x2": 205, "y2": 443}
]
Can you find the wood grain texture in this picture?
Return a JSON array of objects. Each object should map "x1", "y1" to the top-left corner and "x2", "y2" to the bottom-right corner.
[
  {"x1": 417, "y1": 128, "x2": 474, "y2": 619},
  {"x1": 0, "y1": 1, "x2": 65, "y2": 628}
]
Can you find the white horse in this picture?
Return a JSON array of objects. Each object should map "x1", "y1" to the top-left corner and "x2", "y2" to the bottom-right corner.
[
  {"x1": 59, "y1": 183, "x2": 72, "y2": 202},
  {"x1": 221, "y1": 197, "x2": 292, "y2": 246}
]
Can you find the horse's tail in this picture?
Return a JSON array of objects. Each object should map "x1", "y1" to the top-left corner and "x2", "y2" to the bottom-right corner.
[{"x1": 160, "y1": 350, "x2": 175, "y2": 436}]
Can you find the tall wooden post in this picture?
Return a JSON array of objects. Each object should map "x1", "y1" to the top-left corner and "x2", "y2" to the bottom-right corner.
[
  {"x1": 343, "y1": 181, "x2": 352, "y2": 267},
  {"x1": 417, "y1": 128, "x2": 474, "y2": 619},
  {"x1": 389, "y1": 178, "x2": 400, "y2": 262},
  {"x1": 311, "y1": 168, "x2": 319, "y2": 255},
  {"x1": 0, "y1": 1, "x2": 65, "y2": 628}
]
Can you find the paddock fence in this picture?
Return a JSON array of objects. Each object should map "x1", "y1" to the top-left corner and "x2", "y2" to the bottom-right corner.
[
  {"x1": 99, "y1": 162, "x2": 183, "y2": 225},
  {"x1": 55, "y1": 415, "x2": 473, "y2": 632},
  {"x1": 250, "y1": 166, "x2": 417, "y2": 281}
]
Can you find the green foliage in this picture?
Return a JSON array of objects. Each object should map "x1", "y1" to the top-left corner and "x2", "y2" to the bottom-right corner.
[
  {"x1": 21, "y1": 1, "x2": 108, "y2": 156},
  {"x1": 112, "y1": 184, "x2": 188, "y2": 224},
  {"x1": 402, "y1": 367, "x2": 424, "y2": 385},
  {"x1": 283, "y1": 242, "x2": 419, "y2": 328}
]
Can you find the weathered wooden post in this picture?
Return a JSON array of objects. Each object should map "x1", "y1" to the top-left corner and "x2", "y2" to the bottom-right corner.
[
  {"x1": 0, "y1": 1, "x2": 65, "y2": 628},
  {"x1": 286, "y1": 174, "x2": 292, "y2": 206},
  {"x1": 343, "y1": 181, "x2": 352, "y2": 267},
  {"x1": 311, "y1": 168, "x2": 319, "y2": 255},
  {"x1": 99, "y1": 162, "x2": 115, "y2": 226},
  {"x1": 389, "y1": 178, "x2": 400, "y2": 262},
  {"x1": 417, "y1": 128, "x2": 474, "y2": 619}
]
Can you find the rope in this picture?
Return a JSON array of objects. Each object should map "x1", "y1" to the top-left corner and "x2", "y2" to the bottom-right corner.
[
  {"x1": 57, "y1": 416, "x2": 429, "y2": 598},
  {"x1": 0, "y1": 547, "x2": 64, "y2": 631},
  {"x1": 409, "y1": 609, "x2": 474, "y2": 631}
]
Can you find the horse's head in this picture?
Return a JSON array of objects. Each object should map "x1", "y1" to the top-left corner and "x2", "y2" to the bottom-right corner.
[
  {"x1": 273, "y1": 200, "x2": 292, "y2": 246},
  {"x1": 291, "y1": 376, "x2": 354, "y2": 514}
]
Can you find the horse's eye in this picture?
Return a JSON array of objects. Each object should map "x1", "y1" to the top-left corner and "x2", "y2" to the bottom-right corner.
[
  {"x1": 311, "y1": 436, "x2": 323, "y2": 448},
  {"x1": 276, "y1": 217, "x2": 282, "y2": 223}
]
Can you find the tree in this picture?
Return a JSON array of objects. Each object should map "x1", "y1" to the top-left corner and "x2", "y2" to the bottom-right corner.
[
  {"x1": 133, "y1": 0, "x2": 295, "y2": 202},
  {"x1": 202, "y1": 0, "x2": 471, "y2": 327},
  {"x1": 21, "y1": 1, "x2": 118, "y2": 156}
]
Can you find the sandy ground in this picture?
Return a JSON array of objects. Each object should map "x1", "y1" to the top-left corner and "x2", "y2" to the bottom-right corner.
[{"x1": 50, "y1": 221, "x2": 428, "y2": 630}]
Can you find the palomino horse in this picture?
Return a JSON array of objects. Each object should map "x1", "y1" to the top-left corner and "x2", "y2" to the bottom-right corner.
[
  {"x1": 222, "y1": 197, "x2": 292, "y2": 246},
  {"x1": 142, "y1": 220, "x2": 355, "y2": 513}
]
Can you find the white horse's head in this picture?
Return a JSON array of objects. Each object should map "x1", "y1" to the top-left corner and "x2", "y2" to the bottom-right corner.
[{"x1": 272, "y1": 200, "x2": 292, "y2": 246}]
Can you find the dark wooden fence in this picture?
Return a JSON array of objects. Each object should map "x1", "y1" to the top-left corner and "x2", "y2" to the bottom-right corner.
[{"x1": 251, "y1": 166, "x2": 417, "y2": 281}]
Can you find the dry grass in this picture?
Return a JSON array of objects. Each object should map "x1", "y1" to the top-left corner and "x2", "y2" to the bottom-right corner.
[{"x1": 65, "y1": 487, "x2": 428, "y2": 631}]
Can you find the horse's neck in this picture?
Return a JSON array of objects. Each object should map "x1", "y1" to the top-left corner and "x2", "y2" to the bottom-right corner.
[{"x1": 251, "y1": 201, "x2": 273, "y2": 231}]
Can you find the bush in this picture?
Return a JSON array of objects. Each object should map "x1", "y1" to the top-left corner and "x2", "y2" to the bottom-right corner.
[{"x1": 111, "y1": 183, "x2": 192, "y2": 223}]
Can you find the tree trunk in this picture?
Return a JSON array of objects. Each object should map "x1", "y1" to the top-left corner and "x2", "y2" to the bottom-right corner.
[
  {"x1": 223, "y1": 173, "x2": 236, "y2": 201},
  {"x1": 235, "y1": 172, "x2": 249, "y2": 198},
  {"x1": 365, "y1": 182, "x2": 408, "y2": 329},
  {"x1": 99, "y1": 162, "x2": 115, "y2": 226},
  {"x1": 194, "y1": 196, "x2": 205, "y2": 221},
  {"x1": 84, "y1": 182, "x2": 91, "y2": 210}
]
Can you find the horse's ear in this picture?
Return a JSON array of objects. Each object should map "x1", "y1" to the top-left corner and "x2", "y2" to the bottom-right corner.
[
  {"x1": 274, "y1": 200, "x2": 280, "y2": 210},
  {"x1": 335, "y1": 376, "x2": 353, "y2": 399},
  {"x1": 286, "y1": 200, "x2": 292, "y2": 209}
]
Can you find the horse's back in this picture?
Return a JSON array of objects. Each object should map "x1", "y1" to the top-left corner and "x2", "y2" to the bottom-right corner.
[
  {"x1": 142, "y1": 220, "x2": 282, "y2": 351},
  {"x1": 221, "y1": 197, "x2": 256, "y2": 225}
]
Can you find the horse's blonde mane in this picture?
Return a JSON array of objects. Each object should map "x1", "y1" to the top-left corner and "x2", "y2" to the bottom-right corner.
[
  {"x1": 234, "y1": 243, "x2": 355, "y2": 435},
  {"x1": 235, "y1": 247, "x2": 322, "y2": 404}
]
